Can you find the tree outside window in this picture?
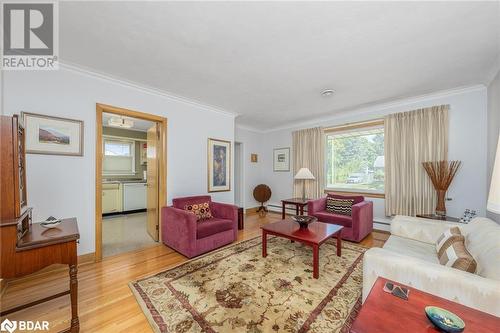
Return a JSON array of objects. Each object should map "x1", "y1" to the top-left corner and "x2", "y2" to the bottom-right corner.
[{"x1": 326, "y1": 127, "x2": 384, "y2": 193}]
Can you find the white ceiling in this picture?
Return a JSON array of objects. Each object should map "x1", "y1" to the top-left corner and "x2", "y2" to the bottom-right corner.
[
  {"x1": 60, "y1": 1, "x2": 500, "y2": 130},
  {"x1": 102, "y1": 112, "x2": 154, "y2": 132}
]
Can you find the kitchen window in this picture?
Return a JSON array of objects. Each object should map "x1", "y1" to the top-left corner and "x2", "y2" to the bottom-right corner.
[
  {"x1": 325, "y1": 121, "x2": 384, "y2": 195},
  {"x1": 103, "y1": 138, "x2": 136, "y2": 175}
]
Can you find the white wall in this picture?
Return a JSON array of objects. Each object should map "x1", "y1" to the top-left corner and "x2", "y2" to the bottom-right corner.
[
  {"x1": 234, "y1": 126, "x2": 265, "y2": 209},
  {"x1": 237, "y1": 86, "x2": 489, "y2": 226},
  {"x1": 487, "y1": 70, "x2": 500, "y2": 223},
  {"x1": 2, "y1": 65, "x2": 235, "y2": 255}
]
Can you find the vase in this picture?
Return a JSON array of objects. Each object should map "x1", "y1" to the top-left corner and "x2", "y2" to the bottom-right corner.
[{"x1": 436, "y1": 190, "x2": 447, "y2": 216}]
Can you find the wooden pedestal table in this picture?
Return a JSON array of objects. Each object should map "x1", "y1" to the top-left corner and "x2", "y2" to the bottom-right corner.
[
  {"x1": 0, "y1": 216, "x2": 80, "y2": 333},
  {"x1": 261, "y1": 219, "x2": 343, "y2": 279}
]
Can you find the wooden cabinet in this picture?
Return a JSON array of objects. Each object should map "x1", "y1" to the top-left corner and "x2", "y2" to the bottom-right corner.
[
  {"x1": 1, "y1": 115, "x2": 28, "y2": 220},
  {"x1": 102, "y1": 183, "x2": 122, "y2": 214}
]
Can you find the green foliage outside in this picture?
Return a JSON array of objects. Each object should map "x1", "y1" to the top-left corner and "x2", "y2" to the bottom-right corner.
[{"x1": 326, "y1": 132, "x2": 384, "y2": 192}]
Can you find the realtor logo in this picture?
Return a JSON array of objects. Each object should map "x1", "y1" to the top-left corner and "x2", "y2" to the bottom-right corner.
[{"x1": 2, "y1": 2, "x2": 59, "y2": 70}]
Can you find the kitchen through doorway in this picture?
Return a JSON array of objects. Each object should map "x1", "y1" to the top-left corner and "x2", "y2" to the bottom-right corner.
[{"x1": 95, "y1": 104, "x2": 167, "y2": 260}]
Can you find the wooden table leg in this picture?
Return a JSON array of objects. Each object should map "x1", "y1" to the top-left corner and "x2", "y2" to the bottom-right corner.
[
  {"x1": 312, "y1": 244, "x2": 319, "y2": 279},
  {"x1": 295, "y1": 205, "x2": 299, "y2": 215},
  {"x1": 69, "y1": 264, "x2": 79, "y2": 332},
  {"x1": 336, "y1": 232, "x2": 342, "y2": 257},
  {"x1": 282, "y1": 202, "x2": 286, "y2": 219},
  {"x1": 262, "y1": 230, "x2": 267, "y2": 257}
]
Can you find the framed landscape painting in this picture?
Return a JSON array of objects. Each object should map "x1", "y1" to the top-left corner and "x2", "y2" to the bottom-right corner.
[
  {"x1": 208, "y1": 138, "x2": 231, "y2": 192},
  {"x1": 274, "y1": 147, "x2": 290, "y2": 171},
  {"x1": 22, "y1": 112, "x2": 84, "y2": 156}
]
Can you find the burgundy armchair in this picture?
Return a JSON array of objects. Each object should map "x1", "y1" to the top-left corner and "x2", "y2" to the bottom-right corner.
[
  {"x1": 162, "y1": 195, "x2": 238, "y2": 258},
  {"x1": 308, "y1": 194, "x2": 373, "y2": 242}
]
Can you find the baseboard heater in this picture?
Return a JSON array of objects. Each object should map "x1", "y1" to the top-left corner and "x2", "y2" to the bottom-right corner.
[{"x1": 267, "y1": 203, "x2": 307, "y2": 214}]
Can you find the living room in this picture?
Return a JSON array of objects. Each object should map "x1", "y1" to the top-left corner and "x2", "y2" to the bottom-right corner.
[{"x1": 1, "y1": 1, "x2": 499, "y2": 333}]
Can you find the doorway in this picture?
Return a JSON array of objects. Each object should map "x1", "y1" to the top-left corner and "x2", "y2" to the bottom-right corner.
[
  {"x1": 95, "y1": 104, "x2": 167, "y2": 261},
  {"x1": 234, "y1": 141, "x2": 244, "y2": 208}
]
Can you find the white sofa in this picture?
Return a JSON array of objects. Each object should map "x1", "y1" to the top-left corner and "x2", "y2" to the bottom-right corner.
[{"x1": 363, "y1": 215, "x2": 500, "y2": 316}]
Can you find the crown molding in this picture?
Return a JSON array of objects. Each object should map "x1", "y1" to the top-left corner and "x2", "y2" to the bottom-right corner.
[
  {"x1": 254, "y1": 84, "x2": 487, "y2": 133},
  {"x1": 485, "y1": 54, "x2": 500, "y2": 85},
  {"x1": 235, "y1": 123, "x2": 266, "y2": 133},
  {"x1": 59, "y1": 61, "x2": 238, "y2": 119}
]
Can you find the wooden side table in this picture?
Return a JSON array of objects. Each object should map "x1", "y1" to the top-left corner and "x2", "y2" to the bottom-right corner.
[
  {"x1": 416, "y1": 214, "x2": 460, "y2": 222},
  {"x1": 281, "y1": 198, "x2": 309, "y2": 219},
  {"x1": 350, "y1": 277, "x2": 499, "y2": 333},
  {"x1": 0, "y1": 216, "x2": 80, "y2": 332},
  {"x1": 237, "y1": 207, "x2": 244, "y2": 230}
]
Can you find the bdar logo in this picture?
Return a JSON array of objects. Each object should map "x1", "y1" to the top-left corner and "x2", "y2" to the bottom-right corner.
[{"x1": 0, "y1": 319, "x2": 17, "y2": 333}]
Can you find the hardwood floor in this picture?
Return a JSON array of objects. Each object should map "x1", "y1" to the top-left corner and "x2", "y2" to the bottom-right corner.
[{"x1": 0, "y1": 212, "x2": 388, "y2": 332}]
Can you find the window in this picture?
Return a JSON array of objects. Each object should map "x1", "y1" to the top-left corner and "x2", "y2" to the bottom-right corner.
[
  {"x1": 103, "y1": 138, "x2": 136, "y2": 175},
  {"x1": 325, "y1": 122, "x2": 384, "y2": 194}
]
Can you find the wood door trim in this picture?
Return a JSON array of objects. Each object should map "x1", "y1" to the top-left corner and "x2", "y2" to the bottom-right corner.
[{"x1": 95, "y1": 104, "x2": 167, "y2": 262}]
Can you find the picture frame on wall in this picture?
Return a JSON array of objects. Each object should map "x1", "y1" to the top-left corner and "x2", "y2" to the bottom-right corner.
[
  {"x1": 208, "y1": 138, "x2": 231, "y2": 192},
  {"x1": 22, "y1": 112, "x2": 84, "y2": 156},
  {"x1": 273, "y1": 147, "x2": 290, "y2": 171}
]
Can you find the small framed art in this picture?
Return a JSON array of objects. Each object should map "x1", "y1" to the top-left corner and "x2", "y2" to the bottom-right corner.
[
  {"x1": 273, "y1": 147, "x2": 290, "y2": 171},
  {"x1": 22, "y1": 112, "x2": 84, "y2": 156},
  {"x1": 208, "y1": 138, "x2": 231, "y2": 192}
]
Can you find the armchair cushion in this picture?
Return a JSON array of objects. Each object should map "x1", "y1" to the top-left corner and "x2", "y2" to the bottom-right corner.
[
  {"x1": 313, "y1": 211, "x2": 352, "y2": 227},
  {"x1": 383, "y1": 235, "x2": 439, "y2": 264},
  {"x1": 326, "y1": 197, "x2": 354, "y2": 216},
  {"x1": 197, "y1": 218, "x2": 234, "y2": 239},
  {"x1": 173, "y1": 195, "x2": 212, "y2": 210},
  {"x1": 184, "y1": 201, "x2": 213, "y2": 221},
  {"x1": 327, "y1": 193, "x2": 364, "y2": 205}
]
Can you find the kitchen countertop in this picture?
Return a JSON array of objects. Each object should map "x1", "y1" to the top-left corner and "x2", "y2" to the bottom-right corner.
[{"x1": 103, "y1": 179, "x2": 146, "y2": 184}]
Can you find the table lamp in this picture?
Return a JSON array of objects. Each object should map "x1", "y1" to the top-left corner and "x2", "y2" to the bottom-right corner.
[
  {"x1": 487, "y1": 134, "x2": 500, "y2": 214},
  {"x1": 294, "y1": 168, "x2": 315, "y2": 201}
]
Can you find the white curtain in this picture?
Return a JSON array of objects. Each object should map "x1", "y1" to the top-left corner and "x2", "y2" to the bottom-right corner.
[
  {"x1": 292, "y1": 127, "x2": 325, "y2": 199},
  {"x1": 385, "y1": 105, "x2": 449, "y2": 216}
]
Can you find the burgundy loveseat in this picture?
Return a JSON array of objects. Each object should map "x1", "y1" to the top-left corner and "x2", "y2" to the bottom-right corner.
[
  {"x1": 162, "y1": 195, "x2": 238, "y2": 258},
  {"x1": 307, "y1": 194, "x2": 373, "y2": 242}
]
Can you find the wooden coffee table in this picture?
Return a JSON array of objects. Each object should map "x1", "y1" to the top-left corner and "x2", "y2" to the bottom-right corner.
[
  {"x1": 261, "y1": 219, "x2": 343, "y2": 279},
  {"x1": 350, "y1": 277, "x2": 500, "y2": 333}
]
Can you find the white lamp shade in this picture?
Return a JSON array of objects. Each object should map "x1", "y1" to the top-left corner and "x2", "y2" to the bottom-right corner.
[
  {"x1": 487, "y1": 134, "x2": 500, "y2": 214},
  {"x1": 294, "y1": 168, "x2": 315, "y2": 180}
]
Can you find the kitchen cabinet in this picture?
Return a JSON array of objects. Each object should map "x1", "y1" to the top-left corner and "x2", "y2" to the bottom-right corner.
[
  {"x1": 102, "y1": 183, "x2": 122, "y2": 214},
  {"x1": 123, "y1": 182, "x2": 147, "y2": 211}
]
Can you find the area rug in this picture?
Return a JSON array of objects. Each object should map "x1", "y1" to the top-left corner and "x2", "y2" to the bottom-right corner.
[{"x1": 130, "y1": 236, "x2": 366, "y2": 333}]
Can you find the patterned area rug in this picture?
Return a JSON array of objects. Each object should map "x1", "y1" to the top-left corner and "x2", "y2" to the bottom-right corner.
[{"x1": 130, "y1": 236, "x2": 366, "y2": 333}]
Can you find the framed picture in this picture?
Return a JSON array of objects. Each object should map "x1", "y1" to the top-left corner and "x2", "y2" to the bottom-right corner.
[
  {"x1": 208, "y1": 138, "x2": 231, "y2": 192},
  {"x1": 22, "y1": 112, "x2": 84, "y2": 156},
  {"x1": 251, "y1": 153, "x2": 258, "y2": 163},
  {"x1": 273, "y1": 147, "x2": 290, "y2": 171}
]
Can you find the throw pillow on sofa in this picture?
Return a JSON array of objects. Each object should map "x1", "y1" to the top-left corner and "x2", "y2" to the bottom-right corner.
[
  {"x1": 184, "y1": 202, "x2": 213, "y2": 221},
  {"x1": 436, "y1": 227, "x2": 464, "y2": 256},
  {"x1": 438, "y1": 238, "x2": 477, "y2": 273},
  {"x1": 326, "y1": 197, "x2": 354, "y2": 216}
]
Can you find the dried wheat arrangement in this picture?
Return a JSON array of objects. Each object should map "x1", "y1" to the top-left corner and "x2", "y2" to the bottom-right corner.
[{"x1": 422, "y1": 160, "x2": 461, "y2": 216}]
